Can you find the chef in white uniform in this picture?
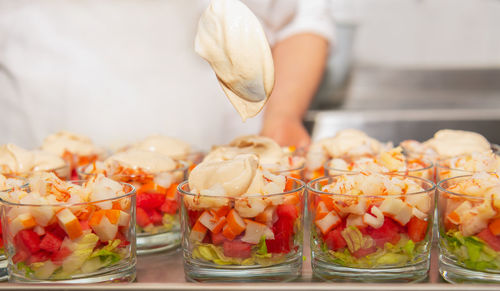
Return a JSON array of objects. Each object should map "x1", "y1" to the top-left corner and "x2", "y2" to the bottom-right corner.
[{"x1": 0, "y1": 0, "x2": 333, "y2": 150}]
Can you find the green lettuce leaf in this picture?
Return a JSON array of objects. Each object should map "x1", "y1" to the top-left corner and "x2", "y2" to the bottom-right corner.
[
  {"x1": 17, "y1": 262, "x2": 35, "y2": 277},
  {"x1": 192, "y1": 243, "x2": 286, "y2": 266}
]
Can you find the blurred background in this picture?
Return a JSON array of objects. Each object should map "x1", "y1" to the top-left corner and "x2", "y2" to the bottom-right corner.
[{"x1": 310, "y1": 0, "x2": 500, "y2": 144}]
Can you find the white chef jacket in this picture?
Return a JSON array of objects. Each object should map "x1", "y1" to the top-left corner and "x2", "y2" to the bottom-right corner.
[{"x1": 0, "y1": 0, "x2": 334, "y2": 151}]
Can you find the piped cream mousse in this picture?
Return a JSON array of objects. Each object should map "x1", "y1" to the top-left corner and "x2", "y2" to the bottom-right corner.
[{"x1": 195, "y1": 0, "x2": 274, "y2": 121}]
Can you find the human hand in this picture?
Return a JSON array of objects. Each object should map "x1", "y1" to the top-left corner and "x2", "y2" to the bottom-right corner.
[{"x1": 260, "y1": 115, "x2": 310, "y2": 149}]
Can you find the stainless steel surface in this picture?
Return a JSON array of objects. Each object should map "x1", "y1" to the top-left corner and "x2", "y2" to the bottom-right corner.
[
  {"x1": 0, "y1": 242, "x2": 498, "y2": 290},
  {"x1": 309, "y1": 109, "x2": 500, "y2": 144}
]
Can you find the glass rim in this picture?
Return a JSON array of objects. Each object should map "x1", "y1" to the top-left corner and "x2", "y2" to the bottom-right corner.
[
  {"x1": 437, "y1": 173, "x2": 499, "y2": 200},
  {"x1": 307, "y1": 173, "x2": 436, "y2": 198},
  {"x1": 77, "y1": 159, "x2": 190, "y2": 177},
  {"x1": 0, "y1": 180, "x2": 136, "y2": 207},
  {"x1": 177, "y1": 176, "x2": 305, "y2": 199},
  {"x1": 436, "y1": 152, "x2": 500, "y2": 174},
  {"x1": 323, "y1": 157, "x2": 434, "y2": 174},
  {"x1": 1, "y1": 163, "x2": 70, "y2": 177},
  {"x1": 266, "y1": 159, "x2": 306, "y2": 174}
]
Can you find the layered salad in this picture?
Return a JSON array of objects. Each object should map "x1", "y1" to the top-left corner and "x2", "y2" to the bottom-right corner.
[
  {"x1": 310, "y1": 173, "x2": 434, "y2": 268},
  {"x1": 0, "y1": 144, "x2": 69, "y2": 179},
  {"x1": 83, "y1": 149, "x2": 186, "y2": 236},
  {"x1": 401, "y1": 129, "x2": 492, "y2": 160},
  {"x1": 438, "y1": 151, "x2": 500, "y2": 181},
  {"x1": 181, "y1": 154, "x2": 303, "y2": 266},
  {"x1": 42, "y1": 131, "x2": 106, "y2": 179},
  {"x1": 326, "y1": 147, "x2": 433, "y2": 180},
  {"x1": 204, "y1": 135, "x2": 305, "y2": 178},
  {"x1": 0, "y1": 172, "x2": 134, "y2": 280},
  {"x1": 306, "y1": 129, "x2": 392, "y2": 180},
  {"x1": 439, "y1": 172, "x2": 500, "y2": 272}
]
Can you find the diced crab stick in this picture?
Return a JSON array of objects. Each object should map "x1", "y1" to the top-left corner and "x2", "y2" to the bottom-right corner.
[
  {"x1": 235, "y1": 197, "x2": 267, "y2": 218},
  {"x1": 412, "y1": 207, "x2": 427, "y2": 221},
  {"x1": 363, "y1": 206, "x2": 384, "y2": 229},
  {"x1": 214, "y1": 206, "x2": 231, "y2": 217},
  {"x1": 222, "y1": 210, "x2": 246, "y2": 240},
  {"x1": 319, "y1": 195, "x2": 335, "y2": 212},
  {"x1": 189, "y1": 220, "x2": 207, "y2": 242},
  {"x1": 447, "y1": 201, "x2": 472, "y2": 225},
  {"x1": 31, "y1": 206, "x2": 55, "y2": 227},
  {"x1": 405, "y1": 193, "x2": 431, "y2": 213},
  {"x1": 198, "y1": 211, "x2": 227, "y2": 234},
  {"x1": 89, "y1": 210, "x2": 130, "y2": 227},
  {"x1": 90, "y1": 215, "x2": 118, "y2": 242},
  {"x1": 10, "y1": 213, "x2": 37, "y2": 236},
  {"x1": 337, "y1": 198, "x2": 367, "y2": 216},
  {"x1": 315, "y1": 211, "x2": 341, "y2": 235},
  {"x1": 379, "y1": 198, "x2": 412, "y2": 226},
  {"x1": 346, "y1": 214, "x2": 366, "y2": 228},
  {"x1": 476, "y1": 201, "x2": 497, "y2": 220},
  {"x1": 241, "y1": 219, "x2": 275, "y2": 244},
  {"x1": 460, "y1": 213, "x2": 487, "y2": 237},
  {"x1": 315, "y1": 201, "x2": 330, "y2": 221},
  {"x1": 56, "y1": 208, "x2": 83, "y2": 240},
  {"x1": 255, "y1": 206, "x2": 276, "y2": 224}
]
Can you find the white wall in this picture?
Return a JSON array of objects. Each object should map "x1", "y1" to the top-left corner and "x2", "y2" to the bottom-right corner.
[{"x1": 333, "y1": 0, "x2": 500, "y2": 68}]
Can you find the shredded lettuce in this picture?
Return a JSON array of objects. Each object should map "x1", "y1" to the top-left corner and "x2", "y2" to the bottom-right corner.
[
  {"x1": 138, "y1": 214, "x2": 179, "y2": 234},
  {"x1": 255, "y1": 236, "x2": 271, "y2": 259},
  {"x1": 341, "y1": 226, "x2": 374, "y2": 253},
  {"x1": 17, "y1": 262, "x2": 35, "y2": 277},
  {"x1": 192, "y1": 243, "x2": 286, "y2": 266},
  {"x1": 442, "y1": 229, "x2": 500, "y2": 271},
  {"x1": 328, "y1": 234, "x2": 425, "y2": 268}
]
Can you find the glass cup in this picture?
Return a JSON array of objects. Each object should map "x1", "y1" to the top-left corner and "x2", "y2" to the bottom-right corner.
[
  {"x1": 308, "y1": 174, "x2": 435, "y2": 282},
  {"x1": 61, "y1": 151, "x2": 107, "y2": 180},
  {"x1": 437, "y1": 175, "x2": 500, "y2": 283},
  {"x1": 80, "y1": 162, "x2": 188, "y2": 254},
  {"x1": 178, "y1": 177, "x2": 305, "y2": 282},
  {"x1": 0, "y1": 181, "x2": 136, "y2": 283},
  {"x1": 324, "y1": 157, "x2": 434, "y2": 181},
  {"x1": 0, "y1": 180, "x2": 28, "y2": 281}
]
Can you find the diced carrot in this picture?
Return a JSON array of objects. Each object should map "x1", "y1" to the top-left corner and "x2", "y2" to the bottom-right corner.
[
  {"x1": 112, "y1": 201, "x2": 122, "y2": 210},
  {"x1": 105, "y1": 209, "x2": 121, "y2": 224},
  {"x1": 138, "y1": 182, "x2": 167, "y2": 195},
  {"x1": 166, "y1": 183, "x2": 179, "y2": 200},
  {"x1": 284, "y1": 178, "x2": 294, "y2": 192},
  {"x1": 319, "y1": 195, "x2": 335, "y2": 212},
  {"x1": 447, "y1": 211, "x2": 461, "y2": 225},
  {"x1": 488, "y1": 218, "x2": 500, "y2": 236},
  {"x1": 315, "y1": 201, "x2": 329, "y2": 221},
  {"x1": 89, "y1": 210, "x2": 105, "y2": 227}
]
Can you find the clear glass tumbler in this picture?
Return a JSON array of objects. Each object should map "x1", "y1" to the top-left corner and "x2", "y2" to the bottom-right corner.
[
  {"x1": 179, "y1": 177, "x2": 305, "y2": 282},
  {"x1": 0, "y1": 181, "x2": 136, "y2": 283},
  {"x1": 308, "y1": 174, "x2": 435, "y2": 282}
]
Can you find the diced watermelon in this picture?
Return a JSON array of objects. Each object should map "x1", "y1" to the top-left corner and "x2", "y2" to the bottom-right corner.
[
  {"x1": 477, "y1": 228, "x2": 500, "y2": 252},
  {"x1": 211, "y1": 231, "x2": 226, "y2": 246},
  {"x1": 136, "y1": 207, "x2": 151, "y2": 228},
  {"x1": 0, "y1": 238, "x2": 3, "y2": 248},
  {"x1": 223, "y1": 241, "x2": 252, "y2": 258},
  {"x1": 80, "y1": 220, "x2": 90, "y2": 231},
  {"x1": 160, "y1": 199, "x2": 178, "y2": 215},
  {"x1": 45, "y1": 223, "x2": 67, "y2": 240},
  {"x1": 115, "y1": 231, "x2": 130, "y2": 248},
  {"x1": 324, "y1": 227, "x2": 347, "y2": 251},
  {"x1": 407, "y1": 217, "x2": 428, "y2": 243},
  {"x1": 28, "y1": 251, "x2": 51, "y2": 264},
  {"x1": 51, "y1": 247, "x2": 72, "y2": 265},
  {"x1": 137, "y1": 193, "x2": 165, "y2": 210},
  {"x1": 188, "y1": 210, "x2": 204, "y2": 228},
  {"x1": 276, "y1": 204, "x2": 298, "y2": 221},
  {"x1": 0, "y1": 224, "x2": 3, "y2": 235},
  {"x1": 12, "y1": 249, "x2": 29, "y2": 264},
  {"x1": 39, "y1": 232, "x2": 62, "y2": 253},
  {"x1": 367, "y1": 217, "x2": 401, "y2": 247},
  {"x1": 147, "y1": 209, "x2": 163, "y2": 225},
  {"x1": 352, "y1": 246, "x2": 377, "y2": 258},
  {"x1": 16, "y1": 230, "x2": 41, "y2": 254},
  {"x1": 266, "y1": 215, "x2": 295, "y2": 254}
]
